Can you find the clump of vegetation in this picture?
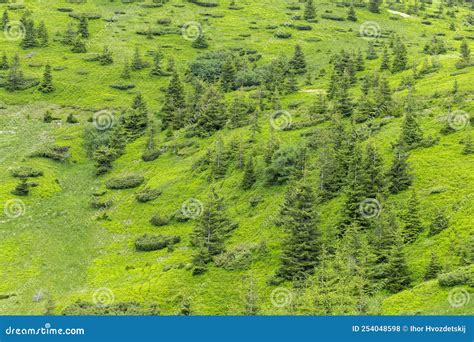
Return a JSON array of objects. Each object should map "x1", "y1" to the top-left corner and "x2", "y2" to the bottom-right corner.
[
  {"x1": 10, "y1": 166, "x2": 43, "y2": 178},
  {"x1": 135, "y1": 187, "x2": 162, "y2": 203},
  {"x1": 135, "y1": 234, "x2": 180, "y2": 252},
  {"x1": 106, "y1": 174, "x2": 144, "y2": 189},
  {"x1": 150, "y1": 214, "x2": 169, "y2": 227}
]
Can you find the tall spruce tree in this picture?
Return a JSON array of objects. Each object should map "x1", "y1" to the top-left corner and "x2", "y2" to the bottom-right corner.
[
  {"x1": 131, "y1": 47, "x2": 145, "y2": 71},
  {"x1": 221, "y1": 58, "x2": 236, "y2": 92},
  {"x1": 399, "y1": 112, "x2": 423, "y2": 148},
  {"x1": 38, "y1": 64, "x2": 54, "y2": 93},
  {"x1": 369, "y1": 0, "x2": 381, "y2": 13},
  {"x1": 392, "y1": 36, "x2": 408, "y2": 72},
  {"x1": 123, "y1": 93, "x2": 149, "y2": 140},
  {"x1": 161, "y1": 70, "x2": 186, "y2": 130},
  {"x1": 303, "y1": 0, "x2": 316, "y2": 21},
  {"x1": 424, "y1": 252, "x2": 442, "y2": 280},
  {"x1": 428, "y1": 209, "x2": 449, "y2": 236},
  {"x1": 0, "y1": 10, "x2": 8, "y2": 30},
  {"x1": 458, "y1": 39, "x2": 471, "y2": 67},
  {"x1": 385, "y1": 231, "x2": 411, "y2": 293},
  {"x1": 37, "y1": 21, "x2": 49, "y2": 47},
  {"x1": 5, "y1": 54, "x2": 24, "y2": 91},
  {"x1": 149, "y1": 49, "x2": 165, "y2": 76},
  {"x1": 363, "y1": 143, "x2": 386, "y2": 198},
  {"x1": 347, "y1": 5, "x2": 357, "y2": 21},
  {"x1": 190, "y1": 189, "x2": 237, "y2": 274},
  {"x1": 0, "y1": 51, "x2": 9, "y2": 70},
  {"x1": 289, "y1": 45, "x2": 307, "y2": 75},
  {"x1": 275, "y1": 177, "x2": 321, "y2": 282},
  {"x1": 402, "y1": 191, "x2": 423, "y2": 243},
  {"x1": 20, "y1": 19, "x2": 38, "y2": 49},
  {"x1": 121, "y1": 59, "x2": 131, "y2": 79},
  {"x1": 380, "y1": 45, "x2": 390, "y2": 70},
  {"x1": 241, "y1": 157, "x2": 256, "y2": 190},
  {"x1": 387, "y1": 147, "x2": 413, "y2": 194},
  {"x1": 78, "y1": 17, "x2": 89, "y2": 39},
  {"x1": 192, "y1": 33, "x2": 208, "y2": 49},
  {"x1": 195, "y1": 84, "x2": 227, "y2": 136}
]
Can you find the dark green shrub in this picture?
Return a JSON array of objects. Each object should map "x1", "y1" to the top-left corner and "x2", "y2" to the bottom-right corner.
[
  {"x1": 10, "y1": 166, "x2": 43, "y2": 178},
  {"x1": 141, "y1": 149, "x2": 161, "y2": 162},
  {"x1": 90, "y1": 198, "x2": 113, "y2": 209},
  {"x1": 62, "y1": 300, "x2": 160, "y2": 315},
  {"x1": 109, "y1": 83, "x2": 135, "y2": 90},
  {"x1": 150, "y1": 214, "x2": 169, "y2": 227},
  {"x1": 273, "y1": 30, "x2": 292, "y2": 39},
  {"x1": 135, "y1": 234, "x2": 180, "y2": 251},
  {"x1": 106, "y1": 174, "x2": 144, "y2": 189},
  {"x1": 30, "y1": 145, "x2": 71, "y2": 162},
  {"x1": 66, "y1": 113, "x2": 79, "y2": 123},
  {"x1": 135, "y1": 187, "x2": 162, "y2": 203},
  {"x1": 438, "y1": 267, "x2": 473, "y2": 287}
]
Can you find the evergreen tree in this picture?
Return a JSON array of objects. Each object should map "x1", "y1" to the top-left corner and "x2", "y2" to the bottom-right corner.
[
  {"x1": 399, "y1": 112, "x2": 423, "y2": 148},
  {"x1": 5, "y1": 54, "x2": 24, "y2": 91},
  {"x1": 195, "y1": 84, "x2": 227, "y2": 136},
  {"x1": 192, "y1": 33, "x2": 208, "y2": 49},
  {"x1": 37, "y1": 21, "x2": 49, "y2": 47},
  {"x1": 366, "y1": 41, "x2": 378, "y2": 60},
  {"x1": 347, "y1": 5, "x2": 357, "y2": 21},
  {"x1": 275, "y1": 177, "x2": 321, "y2": 282},
  {"x1": 38, "y1": 64, "x2": 54, "y2": 93},
  {"x1": 309, "y1": 93, "x2": 327, "y2": 120},
  {"x1": 227, "y1": 91, "x2": 247, "y2": 129},
  {"x1": 221, "y1": 58, "x2": 235, "y2": 92},
  {"x1": 78, "y1": 17, "x2": 89, "y2": 39},
  {"x1": 149, "y1": 49, "x2": 165, "y2": 76},
  {"x1": 241, "y1": 157, "x2": 256, "y2": 190},
  {"x1": 458, "y1": 39, "x2": 471, "y2": 67},
  {"x1": 285, "y1": 72, "x2": 298, "y2": 94},
  {"x1": 20, "y1": 19, "x2": 38, "y2": 49},
  {"x1": 303, "y1": 0, "x2": 316, "y2": 21},
  {"x1": 386, "y1": 231, "x2": 411, "y2": 293},
  {"x1": 369, "y1": 0, "x2": 381, "y2": 13},
  {"x1": 166, "y1": 56, "x2": 175, "y2": 72},
  {"x1": 0, "y1": 51, "x2": 9, "y2": 70},
  {"x1": 428, "y1": 209, "x2": 449, "y2": 236},
  {"x1": 210, "y1": 136, "x2": 229, "y2": 180},
  {"x1": 334, "y1": 80, "x2": 353, "y2": 117},
  {"x1": 387, "y1": 147, "x2": 413, "y2": 194},
  {"x1": 392, "y1": 36, "x2": 408, "y2": 72},
  {"x1": 71, "y1": 38, "x2": 86, "y2": 53},
  {"x1": 190, "y1": 189, "x2": 237, "y2": 273},
  {"x1": 356, "y1": 49, "x2": 365, "y2": 71},
  {"x1": 0, "y1": 10, "x2": 8, "y2": 31},
  {"x1": 289, "y1": 45, "x2": 307, "y2": 75},
  {"x1": 424, "y1": 252, "x2": 442, "y2": 280},
  {"x1": 380, "y1": 45, "x2": 390, "y2": 70},
  {"x1": 99, "y1": 46, "x2": 113, "y2": 65},
  {"x1": 123, "y1": 94, "x2": 149, "y2": 139},
  {"x1": 339, "y1": 143, "x2": 369, "y2": 234},
  {"x1": 402, "y1": 191, "x2": 423, "y2": 243},
  {"x1": 462, "y1": 135, "x2": 474, "y2": 155},
  {"x1": 161, "y1": 70, "x2": 186, "y2": 130},
  {"x1": 121, "y1": 59, "x2": 131, "y2": 79},
  {"x1": 43, "y1": 110, "x2": 53, "y2": 123},
  {"x1": 131, "y1": 47, "x2": 145, "y2": 71},
  {"x1": 363, "y1": 143, "x2": 386, "y2": 198},
  {"x1": 374, "y1": 76, "x2": 392, "y2": 117},
  {"x1": 93, "y1": 146, "x2": 117, "y2": 175},
  {"x1": 62, "y1": 23, "x2": 76, "y2": 46}
]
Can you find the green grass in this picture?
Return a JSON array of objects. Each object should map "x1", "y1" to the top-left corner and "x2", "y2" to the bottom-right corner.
[{"x1": 0, "y1": 0, "x2": 473, "y2": 315}]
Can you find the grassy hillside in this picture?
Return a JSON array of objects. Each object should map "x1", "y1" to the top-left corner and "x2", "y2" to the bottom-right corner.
[{"x1": 0, "y1": 0, "x2": 473, "y2": 315}]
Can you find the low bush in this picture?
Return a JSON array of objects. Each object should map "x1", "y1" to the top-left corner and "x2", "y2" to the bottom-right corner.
[
  {"x1": 30, "y1": 145, "x2": 71, "y2": 162},
  {"x1": 106, "y1": 174, "x2": 144, "y2": 189},
  {"x1": 10, "y1": 166, "x2": 43, "y2": 178},
  {"x1": 135, "y1": 187, "x2": 162, "y2": 203},
  {"x1": 109, "y1": 83, "x2": 136, "y2": 90},
  {"x1": 438, "y1": 267, "x2": 473, "y2": 287},
  {"x1": 135, "y1": 234, "x2": 180, "y2": 252},
  {"x1": 150, "y1": 214, "x2": 169, "y2": 227},
  {"x1": 214, "y1": 244, "x2": 259, "y2": 270}
]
